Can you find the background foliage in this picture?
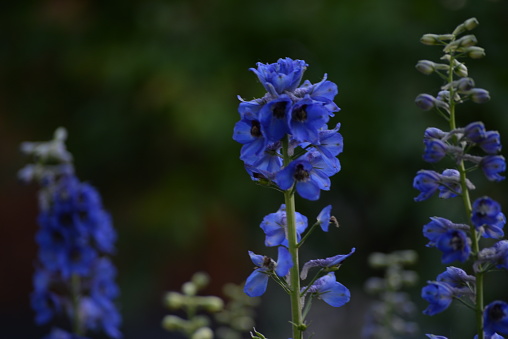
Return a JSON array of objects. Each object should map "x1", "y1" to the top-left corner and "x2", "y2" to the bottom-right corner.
[{"x1": 2, "y1": 0, "x2": 508, "y2": 338}]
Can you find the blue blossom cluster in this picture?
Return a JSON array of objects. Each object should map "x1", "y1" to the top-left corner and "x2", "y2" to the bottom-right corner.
[
  {"x1": 19, "y1": 128, "x2": 121, "y2": 339},
  {"x1": 413, "y1": 18, "x2": 508, "y2": 339},
  {"x1": 233, "y1": 58, "x2": 343, "y2": 201},
  {"x1": 243, "y1": 204, "x2": 354, "y2": 308}
]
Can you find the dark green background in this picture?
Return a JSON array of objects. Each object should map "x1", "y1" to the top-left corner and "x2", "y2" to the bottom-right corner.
[{"x1": 2, "y1": 0, "x2": 508, "y2": 338}]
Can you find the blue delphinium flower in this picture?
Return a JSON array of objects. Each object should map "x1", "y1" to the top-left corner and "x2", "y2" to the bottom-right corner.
[
  {"x1": 480, "y1": 155, "x2": 506, "y2": 182},
  {"x1": 421, "y1": 282, "x2": 454, "y2": 315},
  {"x1": 476, "y1": 240, "x2": 508, "y2": 271},
  {"x1": 436, "y1": 266, "x2": 476, "y2": 290},
  {"x1": 259, "y1": 204, "x2": 308, "y2": 247},
  {"x1": 276, "y1": 151, "x2": 339, "y2": 201},
  {"x1": 43, "y1": 328, "x2": 90, "y2": 339},
  {"x1": 423, "y1": 217, "x2": 469, "y2": 247},
  {"x1": 302, "y1": 272, "x2": 350, "y2": 307},
  {"x1": 435, "y1": 229, "x2": 471, "y2": 264},
  {"x1": 484, "y1": 301, "x2": 508, "y2": 337},
  {"x1": 423, "y1": 139, "x2": 449, "y2": 163},
  {"x1": 19, "y1": 128, "x2": 121, "y2": 339},
  {"x1": 300, "y1": 248, "x2": 355, "y2": 279},
  {"x1": 471, "y1": 196, "x2": 506, "y2": 239},
  {"x1": 250, "y1": 58, "x2": 308, "y2": 96},
  {"x1": 244, "y1": 247, "x2": 293, "y2": 297},
  {"x1": 234, "y1": 58, "x2": 343, "y2": 201}
]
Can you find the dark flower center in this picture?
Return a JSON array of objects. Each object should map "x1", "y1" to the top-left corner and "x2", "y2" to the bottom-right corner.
[
  {"x1": 272, "y1": 101, "x2": 288, "y2": 119},
  {"x1": 250, "y1": 121, "x2": 262, "y2": 137},
  {"x1": 293, "y1": 105, "x2": 308, "y2": 122},
  {"x1": 488, "y1": 303, "x2": 505, "y2": 321},
  {"x1": 294, "y1": 164, "x2": 310, "y2": 182},
  {"x1": 262, "y1": 256, "x2": 275, "y2": 270},
  {"x1": 450, "y1": 231, "x2": 464, "y2": 250}
]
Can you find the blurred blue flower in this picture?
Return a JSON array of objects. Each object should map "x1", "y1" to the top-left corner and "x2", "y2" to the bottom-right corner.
[
  {"x1": 479, "y1": 130, "x2": 502, "y2": 155},
  {"x1": 464, "y1": 121, "x2": 487, "y2": 143},
  {"x1": 484, "y1": 301, "x2": 508, "y2": 337},
  {"x1": 303, "y1": 272, "x2": 350, "y2": 307},
  {"x1": 426, "y1": 335, "x2": 448, "y2": 339},
  {"x1": 413, "y1": 170, "x2": 441, "y2": 201},
  {"x1": 436, "y1": 266, "x2": 475, "y2": 290},
  {"x1": 43, "y1": 328, "x2": 90, "y2": 339}
]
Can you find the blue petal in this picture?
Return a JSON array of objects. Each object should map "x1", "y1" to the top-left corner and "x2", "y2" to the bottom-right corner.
[
  {"x1": 244, "y1": 269, "x2": 269, "y2": 297},
  {"x1": 275, "y1": 246, "x2": 293, "y2": 277},
  {"x1": 317, "y1": 205, "x2": 332, "y2": 231},
  {"x1": 296, "y1": 180, "x2": 320, "y2": 201}
]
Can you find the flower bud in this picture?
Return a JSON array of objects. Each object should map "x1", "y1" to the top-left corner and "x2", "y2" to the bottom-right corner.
[
  {"x1": 162, "y1": 315, "x2": 187, "y2": 331},
  {"x1": 456, "y1": 77, "x2": 475, "y2": 92},
  {"x1": 420, "y1": 34, "x2": 454, "y2": 45},
  {"x1": 452, "y1": 17, "x2": 479, "y2": 36},
  {"x1": 444, "y1": 35, "x2": 478, "y2": 53},
  {"x1": 463, "y1": 46, "x2": 485, "y2": 59},
  {"x1": 453, "y1": 61, "x2": 468, "y2": 77},
  {"x1": 415, "y1": 94, "x2": 436, "y2": 111},
  {"x1": 469, "y1": 88, "x2": 490, "y2": 104},
  {"x1": 191, "y1": 327, "x2": 214, "y2": 339},
  {"x1": 191, "y1": 272, "x2": 210, "y2": 290},
  {"x1": 165, "y1": 292, "x2": 186, "y2": 309},
  {"x1": 415, "y1": 60, "x2": 435, "y2": 75},
  {"x1": 198, "y1": 296, "x2": 224, "y2": 312},
  {"x1": 182, "y1": 281, "x2": 197, "y2": 296}
]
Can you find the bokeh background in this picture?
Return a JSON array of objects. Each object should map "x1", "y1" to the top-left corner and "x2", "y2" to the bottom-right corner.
[{"x1": 2, "y1": 0, "x2": 508, "y2": 338}]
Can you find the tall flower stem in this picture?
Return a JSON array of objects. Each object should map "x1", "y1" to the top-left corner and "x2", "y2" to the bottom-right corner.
[
  {"x1": 71, "y1": 274, "x2": 84, "y2": 336},
  {"x1": 447, "y1": 56, "x2": 484, "y2": 339},
  {"x1": 282, "y1": 136, "x2": 304, "y2": 339}
]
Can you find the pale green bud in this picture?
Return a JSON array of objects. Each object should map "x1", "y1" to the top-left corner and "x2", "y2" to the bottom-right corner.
[
  {"x1": 453, "y1": 17, "x2": 479, "y2": 35},
  {"x1": 183, "y1": 281, "x2": 198, "y2": 296},
  {"x1": 420, "y1": 34, "x2": 454, "y2": 45},
  {"x1": 391, "y1": 250, "x2": 418, "y2": 265},
  {"x1": 198, "y1": 296, "x2": 224, "y2": 312},
  {"x1": 368, "y1": 252, "x2": 389, "y2": 268},
  {"x1": 191, "y1": 327, "x2": 214, "y2": 339},
  {"x1": 191, "y1": 316, "x2": 211, "y2": 330},
  {"x1": 444, "y1": 34, "x2": 477, "y2": 53},
  {"x1": 453, "y1": 61, "x2": 468, "y2": 77},
  {"x1": 415, "y1": 60, "x2": 435, "y2": 75},
  {"x1": 162, "y1": 315, "x2": 187, "y2": 331},
  {"x1": 400, "y1": 271, "x2": 419, "y2": 286},
  {"x1": 463, "y1": 46, "x2": 486, "y2": 59},
  {"x1": 191, "y1": 272, "x2": 210, "y2": 290},
  {"x1": 165, "y1": 292, "x2": 186, "y2": 309}
]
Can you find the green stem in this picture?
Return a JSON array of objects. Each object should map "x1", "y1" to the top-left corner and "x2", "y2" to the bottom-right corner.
[
  {"x1": 282, "y1": 136, "x2": 304, "y2": 339},
  {"x1": 447, "y1": 55, "x2": 484, "y2": 339},
  {"x1": 71, "y1": 274, "x2": 84, "y2": 336}
]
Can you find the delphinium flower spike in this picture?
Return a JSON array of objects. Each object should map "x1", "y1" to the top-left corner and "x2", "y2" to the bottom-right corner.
[
  {"x1": 19, "y1": 128, "x2": 121, "y2": 339},
  {"x1": 233, "y1": 58, "x2": 353, "y2": 339},
  {"x1": 413, "y1": 18, "x2": 508, "y2": 339}
]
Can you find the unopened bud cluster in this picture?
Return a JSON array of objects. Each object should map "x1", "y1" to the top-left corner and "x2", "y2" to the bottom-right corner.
[
  {"x1": 415, "y1": 17, "x2": 489, "y2": 114},
  {"x1": 362, "y1": 251, "x2": 419, "y2": 339},
  {"x1": 162, "y1": 272, "x2": 223, "y2": 339}
]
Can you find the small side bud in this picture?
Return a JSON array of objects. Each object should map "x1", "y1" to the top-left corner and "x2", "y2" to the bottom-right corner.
[
  {"x1": 415, "y1": 94, "x2": 437, "y2": 111},
  {"x1": 191, "y1": 327, "x2": 214, "y2": 339},
  {"x1": 368, "y1": 252, "x2": 389, "y2": 268},
  {"x1": 452, "y1": 17, "x2": 479, "y2": 36},
  {"x1": 456, "y1": 77, "x2": 475, "y2": 92},
  {"x1": 182, "y1": 281, "x2": 198, "y2": 296},
  {"x1": 469, "y1": 88, "x2": 490, "y2": 104},
  {"x1": 165, "y1": 292, "x2": 186, "y2": 309},
  {"x1": 191, "y1": 272, "x2": 210, "y2": 290},
  {"x1": 444, "y1": 35, "x2": 477, "y2": 53},
  {"x1": 463, "y1": 46, "x2": 485, "y2": 59},
  {"x1": 453, "y1": 62, "x2": 468, "y2": 77},
  {"x1": 162, "y1": 315, "x2": 187, "y2": 331},
  {"x1": 415, "y1": 60, "x2": 435, "y2": 75},
  {"x1": 198, "y1": 296, "x2": 224, "y2": 312},
  {"x1": 420, "y1": 34, "x2": 441, "y2": 46}
]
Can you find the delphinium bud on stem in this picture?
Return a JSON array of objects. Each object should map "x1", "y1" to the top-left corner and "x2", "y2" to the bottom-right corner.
[
  {"x1": 412, "y1": 18, "x2": 508, "y2": 339},
  {"x1": 233, "y1": 58, "x2": 354, "y2": 339}
]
